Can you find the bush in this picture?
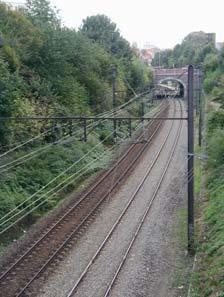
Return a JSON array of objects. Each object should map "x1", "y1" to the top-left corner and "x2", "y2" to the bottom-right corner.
[
  {"x1": 207, "y1": 129, "x2": 224, "y2": 169},
  {"x1": 207, "y1": 112, "x2": 224, "y2": 134}
]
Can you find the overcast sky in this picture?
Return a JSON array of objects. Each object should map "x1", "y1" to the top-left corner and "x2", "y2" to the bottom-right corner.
[{"x1": 11, "y1": 0, "x2": 224, "y2": 49}]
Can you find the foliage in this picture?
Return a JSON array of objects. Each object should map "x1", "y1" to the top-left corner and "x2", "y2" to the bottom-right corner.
[
  {"x1": 0, "y1": 135, "x2": 113, "y2": 227},
  {"x1": 0, "y1": 2, "x2": 43, "y2": 68},
  {"x1": 0, "y1": 1, "x2": 153, "y2": 246},
  {"x1": 154, "y1": 30, "x2": 224, "y2": 297},
  {"x1": 128, "y1": 56, "x2": 153, "y2": 93},
  {"x1": 0, "y1": 1, "x2": 152, "y2": 140},
  {"x1": 191, "y1": 39, "x2": 224, "y2": 296},
  {"x1": 152, "y1": 31, "x2": 216, "y2": 68},
  {"x1": 203, "y1": 47, "x2": 224, "y2": 107},
  {"x1": 207, "y1": 129, "x2": 224, "y2": 168},
  {"x1": 207, "y1": 112, "x2": 224, "y2": 134},
  {"x1": 192, "y1": 129, "x2": 224, "y2": 296},
  {"x1": 80, "y1": 14, "x2": 133, "y2": 61},
  {"x1": 26, "y1": 0, "x2": 61, "y2": 27}
]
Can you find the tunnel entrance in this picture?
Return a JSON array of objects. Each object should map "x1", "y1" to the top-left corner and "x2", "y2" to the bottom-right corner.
[{"x1": 156, "y1": 79, "x2": 185, "y2": 99}]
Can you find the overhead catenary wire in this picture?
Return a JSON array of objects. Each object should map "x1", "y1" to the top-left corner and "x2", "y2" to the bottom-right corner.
[
  {"x1": 0, "y1": 100, "x2": 168, "y2": 234},
  {"x1": 0, "y1": 110, "x2": 124, "y2": 173},
  {"x1": 0, "y1": 145, "x2": 115, "y2": 235},
  {"x1": 0, "y1": 93, "x2": 155, "y2": 171},
  {"x1": 0, "y1": 124, "x2": 66, "y2": 159},
  {"x1": 0, "y1": 91, "x2": 149, "y2": 161},
  {"x1": 123, "y1": 76, "x2": 137, "y2": 97},
  {"x1": 0, "y1": 126, "x2": 81, "y2": 173},
  {"x1": 0, "y1": 92, "x2": 157, "y2": 172},
  {"x1": 0, "y1": 93, "x2": 159, "y2": 227},
  {"x1": 0, "y1": 112, "x2": 153, "y2": 231},
  {"x1": 0, "y1": 144, "x2": 115, "y2": 231},
  {"x1": 0, "y1": 130, "x2": 115, "y2": 226},
  {"x1": 1, "y1": 120, "x2": 149, "y2": 234},
  {"x1": 0, "y1": 108, "x2": 167, "y2": 234},
  {"x1": 0, "y1": 120, "x2": 84, "y2": 160}
]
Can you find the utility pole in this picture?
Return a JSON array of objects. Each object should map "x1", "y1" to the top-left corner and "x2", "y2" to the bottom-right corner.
[
  {"x1": 112, "y1": 66, "x2": 117, "y2": 139},
  {"x1": 140, "y1": 100, "x2": 145, "y2": 120},
  {"x1": 198, "y1": 69, "x2": 203, "y2": 147},
  {"x1": 188, "y1": 65, "x2": 195, "y2": 254},
  {"x1": 129, "y1": 119, "x2": 132, "y2": 138},
  {"x1": 83, "y1": 117, "x2": 87, "y2": 142}
]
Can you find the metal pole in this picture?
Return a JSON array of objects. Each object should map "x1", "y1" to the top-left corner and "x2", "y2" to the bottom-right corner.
[
  {"x1": 69, "y1": 120, "x2": 73, "y2": 137},
  {"x1": 198, "y1": 70, "x2": 203, "y2": 147},
  {"x1": 129, "y1": 119, "x2": 132, "y2": 138},
  {"x1": 52, "y1": 120, "x2": 57, "y2": 142},
  {"x1": 83, "y1": 118, "x2": 87, "y2": 142},
  {"x1": 188, "y1": 65, "x2": 195, "y2": 254},
  {"x1": 112, "y1": 66, "x2": 117, "y2": 140},
  {"x1": 141, "y1": 101, "x2": 145, "y2": 120}
]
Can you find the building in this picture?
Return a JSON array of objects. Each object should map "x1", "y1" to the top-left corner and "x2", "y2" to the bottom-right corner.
[{"x1": 140, "y1": 43, "x2": 160, "y2": 65}]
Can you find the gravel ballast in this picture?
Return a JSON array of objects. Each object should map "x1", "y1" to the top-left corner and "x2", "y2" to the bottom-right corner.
[{"x1": 37, "y1": 99, "x2": 190, "y2": 297}]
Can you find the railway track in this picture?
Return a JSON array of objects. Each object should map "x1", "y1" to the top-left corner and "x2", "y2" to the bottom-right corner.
[
  {"x1": 0, "y1": 100, "x2": 169, "y2": 297},
  {"x1": 65, "y1": 97, "x2": 184, "y2": 297}
]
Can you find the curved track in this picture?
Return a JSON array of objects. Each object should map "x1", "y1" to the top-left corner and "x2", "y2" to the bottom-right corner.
[
  {"x1": 66, "y1": 98, "x2": 184, "y2": 297},
  {"x1": 0, "y1": 100, "x2": 169, "y2": 297}
]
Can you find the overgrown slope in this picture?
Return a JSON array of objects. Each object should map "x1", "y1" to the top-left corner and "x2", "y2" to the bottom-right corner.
[{"x1": 0, "y1": 0, "x2": 153, "y2": 246}]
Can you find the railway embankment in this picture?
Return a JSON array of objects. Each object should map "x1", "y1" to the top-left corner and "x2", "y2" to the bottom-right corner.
[{"x1": 190, "y1": 100, "x2": 224, "y2": 297}]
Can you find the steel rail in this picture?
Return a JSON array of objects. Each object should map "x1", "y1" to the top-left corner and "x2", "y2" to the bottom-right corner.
[
  {"x1": 103, "y1": 99, "x2": 184, "y2": 297},
  {"x1": 0, "y1": 101, "x2": 169, "y2": 297},
  {"x1": 66, "y1": 98, "x2": 178, "y2": 297},
  {"x1": 14, "y1": 103, "x2": 168, "y2": 297}
]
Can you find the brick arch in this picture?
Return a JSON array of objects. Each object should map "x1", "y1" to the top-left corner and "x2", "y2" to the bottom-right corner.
[{"x1": 153, "y1": 67, "x2": 201, "y2": 100}]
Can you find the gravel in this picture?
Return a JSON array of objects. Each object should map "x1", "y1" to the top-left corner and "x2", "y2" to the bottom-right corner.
[{"x1": 37, "y1": 99, "x2": 191, "y2": 297}]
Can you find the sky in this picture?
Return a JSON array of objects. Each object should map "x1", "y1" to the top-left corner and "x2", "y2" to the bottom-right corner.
[{"x1": 10, "y1": 0, "x2": 224, "y2": 49}]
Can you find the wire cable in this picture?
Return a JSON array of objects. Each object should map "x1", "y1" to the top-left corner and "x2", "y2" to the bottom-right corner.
[
  {"x1": 0, "y1": 116, "x2": 147, "y2": 229},
  {"x1": 0, "y1": 145, "x2": 115, "y2": 230},
  {"x1": 0, "y1": 95, "x2": 162, "y2": 226},
  {"x1": 0, "y1": 130, "x2": 115, "y2": 225},
  {"x1": 0, "y1": 146, "x2": 115, "y2": 234}
]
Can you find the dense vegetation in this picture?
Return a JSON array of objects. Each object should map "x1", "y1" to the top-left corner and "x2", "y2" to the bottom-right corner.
[
  {"x1": 0, "y1": 0, "x2": 152, "y2": 245},
  {"x1": 191, "y1": 46, "x2": 224, "y2": 297},
  {"x1": 153, "y1": 31, "x2": 224, "y2": 296},
  {"x1": 152, "y1": 31, "x2": 216, "y2": 68},
  {"x1": 0, "y1": 1, "x2": 152, "y2": 143}
]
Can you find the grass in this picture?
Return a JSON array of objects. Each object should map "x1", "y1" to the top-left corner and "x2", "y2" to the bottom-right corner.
[
  {"x1": 190, "y1": 125, "x2": 224, "y2": 297},
  {"x1": 0, "y1": 133, "x2": 113, "y2": 253}
]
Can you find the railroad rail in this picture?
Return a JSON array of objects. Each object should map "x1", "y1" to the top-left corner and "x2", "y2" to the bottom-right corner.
[
  {"x1": 0, "y1": 100, "x2": 169, "y2": 297},
  {"x1": 103, "y1": 99, "x2": 184, "y2": 297},
  {"x1": 65, "y1": 97, "x2": 183, "y2": 297}
]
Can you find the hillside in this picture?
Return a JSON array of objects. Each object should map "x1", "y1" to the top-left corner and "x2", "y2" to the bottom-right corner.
[{"x1": 0, "y1": 0, "x2": 153, "y2": 248}]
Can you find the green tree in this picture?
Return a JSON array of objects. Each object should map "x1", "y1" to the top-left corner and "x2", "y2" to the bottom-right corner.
[
  {"x1": 26, "y1": 0, "x2": 60, "y2": 27},
  {"x1": 0, "y1": 2, "x2": 43, "y2": 69},
  {"x1": 80, "y1": 15, "x2": 132, "y2": 60},
  {"x1": 152, "y1": 31, "x2": 216, "y2": 68}
]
